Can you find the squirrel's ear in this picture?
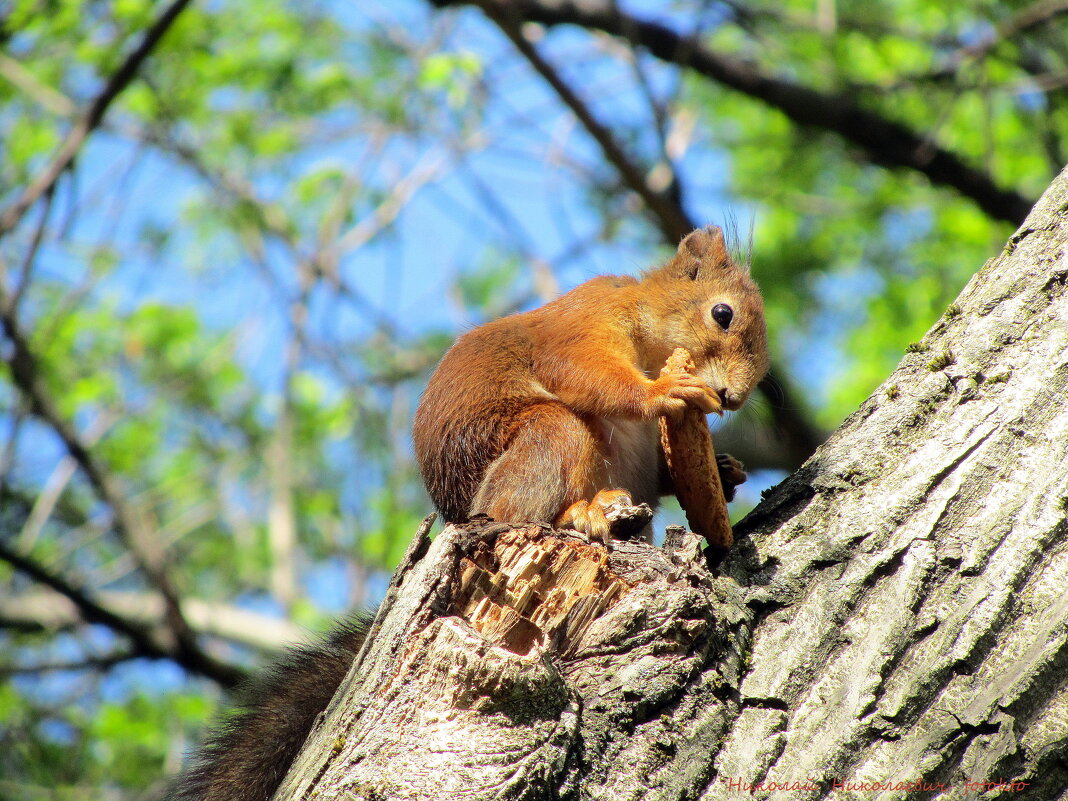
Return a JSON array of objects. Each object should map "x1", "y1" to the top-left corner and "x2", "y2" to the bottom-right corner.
[
  {"x1": 679, "y1": 226, "x2": 730, "y2": 267},
  {"x1": 648, "y1": 225, "x2": 736, "y2": 283}
]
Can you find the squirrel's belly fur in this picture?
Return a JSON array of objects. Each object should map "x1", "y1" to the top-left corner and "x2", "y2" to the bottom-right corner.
[{"x1": 595, "y1": 416, "x2": 661, "y2": 505}]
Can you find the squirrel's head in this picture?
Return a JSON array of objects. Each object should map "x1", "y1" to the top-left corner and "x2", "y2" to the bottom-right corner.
[{"x1": 640, "y1": 226, "x2": 770, "y2": 411}]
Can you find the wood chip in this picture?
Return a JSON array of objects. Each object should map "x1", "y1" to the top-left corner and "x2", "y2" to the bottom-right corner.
[{"x1": 657, "y1": 348, "x2": 733, "y2": 548}]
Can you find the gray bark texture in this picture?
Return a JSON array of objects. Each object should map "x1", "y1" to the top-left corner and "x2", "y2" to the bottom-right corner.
[{"x1": 274, "y1": 169, "x2": 1068, "y2": 801}]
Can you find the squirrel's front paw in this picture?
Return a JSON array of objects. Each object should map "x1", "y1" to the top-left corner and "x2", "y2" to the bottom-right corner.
[
  {"x1": 556, "y1": 488, "x2": 633, "y2": 542},
  {"x1": 716, "y1": 452, "x2": 747, "y2": 502},
  {"x1": 647, "y1": 373, "x2": 722, "y2": 419}
]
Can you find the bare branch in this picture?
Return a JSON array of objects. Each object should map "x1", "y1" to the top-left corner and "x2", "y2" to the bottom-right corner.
[
  {"x1": 430, "y1": 0, "x2": 1034, "y2": 224},
  {"x1": 15, "y1": 414, "x2": 112, "y2": 551},
  {"x1": 0, "y1": 589, "x2": 306, "y2": 654},
  {"x1": 0, "y1": 52, "x2": 78, "y2": 117},
  {"x1": 2, "y1": 184, "x2": 55, "y2": 316},
  {"x1": 267, "y1": 318, "x2": 304, "y2": 612},
  {"x1": 483, "y1": 5, "x2": 694, "y2": 242},
  {"x1": 0, "y1": 541, "x2": 245, "y2": 688},
  {"x1": 326, "y1": 148, "x2": 455, "y2": 269},
  {"x1": 950, "y1": 0, "x2": 1068, "y2": 69},
  {"x1": 0, "y1": 651, "x2": 139, "y2": 677},
  {"x1": 141, "y1": 127, "x2": 407, "y2": 339}
]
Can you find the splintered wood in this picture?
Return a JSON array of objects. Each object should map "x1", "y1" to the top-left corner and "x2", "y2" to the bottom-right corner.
[
  {"x1": 658, "y1": 348, "x2": 733, "y2": 548},
  {"x1": 451, "y1": 528, "x2": 631, "y2": 657}
]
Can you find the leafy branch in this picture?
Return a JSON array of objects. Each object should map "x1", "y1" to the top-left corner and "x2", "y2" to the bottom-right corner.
[{"x1": 0, "y1": 0, "x2": 241, "y2": 692}]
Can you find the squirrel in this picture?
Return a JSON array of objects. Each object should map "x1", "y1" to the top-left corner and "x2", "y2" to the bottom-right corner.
[
  {"x1": 413, "y1": 224, "x2": 769, "y2": 540},
  {"x1": 165, "y1": 225, "x2": 769, "y2": 800}
]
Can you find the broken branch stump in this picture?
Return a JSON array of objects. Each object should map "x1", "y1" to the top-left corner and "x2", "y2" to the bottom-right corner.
[{"x1": 273, "y1": 519, "x2": 750, "y2": 800}]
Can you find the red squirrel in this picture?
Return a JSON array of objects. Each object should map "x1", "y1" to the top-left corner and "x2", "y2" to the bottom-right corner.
[
  {"x1": 165, "y1": 226, "x2": 768, "y2": 801},
  {"x1": 414, "y1": 225, "x2": 769, "y2": 539}
]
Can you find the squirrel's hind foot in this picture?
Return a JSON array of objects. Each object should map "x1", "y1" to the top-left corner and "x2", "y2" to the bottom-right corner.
[{"x1": 556, "y1": 489, "x2": 653, "y2": 542}]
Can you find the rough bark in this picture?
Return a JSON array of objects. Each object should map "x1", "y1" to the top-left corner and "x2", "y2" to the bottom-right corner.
[{"x1": 275, "y1": 167, "x2": 1068, "y2": 800}]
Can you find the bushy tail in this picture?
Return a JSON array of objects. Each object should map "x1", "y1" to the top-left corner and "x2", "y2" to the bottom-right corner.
[{"x1": 166, "y1": 616, "x2": 370, "y2": 801}]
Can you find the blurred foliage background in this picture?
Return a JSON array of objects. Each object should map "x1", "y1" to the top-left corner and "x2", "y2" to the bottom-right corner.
[{"x1": 0, "y1": 0, "x2": 1062, "y2": 797}]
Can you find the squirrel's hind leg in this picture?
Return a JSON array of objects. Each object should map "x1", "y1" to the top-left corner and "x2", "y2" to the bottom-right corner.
[{"x1": 469, "y1": 401, "x2": 607, "y2": 530}]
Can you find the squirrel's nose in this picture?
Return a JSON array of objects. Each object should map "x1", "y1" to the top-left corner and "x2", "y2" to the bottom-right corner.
[{"x1": 717, "y1": 388, "x2": 743, "y2": 410}]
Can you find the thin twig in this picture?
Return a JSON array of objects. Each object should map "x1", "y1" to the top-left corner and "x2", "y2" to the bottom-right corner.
[
  {"x1": 0, "y1": 588, "x2": 307, "y2": 652},
  {"x1": 17, "y1": 413, "x2": 114, "y2": 551},
  {"x1": 0, "y1": 651, "x2": 140, "y2": 677},
  {"x1": 483, "y1": 3, "x2": 695, "y2": 242},
  {"x1": 5, "y1": 185, "x2": 56, "y2": 316},
  {"x1": 0, "y1": 52, "x2": 77, "y2": 117},
  {"x1": 0, "y1": 0, "x2": 193, "y2": 237}
]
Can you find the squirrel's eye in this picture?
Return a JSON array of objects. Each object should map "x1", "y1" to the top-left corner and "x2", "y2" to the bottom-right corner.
[{"x1": 711, "y1": 303, "x2": 733, "y2": 330}]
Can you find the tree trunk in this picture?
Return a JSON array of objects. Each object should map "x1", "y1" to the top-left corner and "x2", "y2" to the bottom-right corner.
[{"x1": 275, "y1": 168, "x2": 1068, "y2": 800}]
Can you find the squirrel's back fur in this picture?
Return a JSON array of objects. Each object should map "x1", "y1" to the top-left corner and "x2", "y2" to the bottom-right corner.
[{"x1": 165, "y1": 617, "x2": 370, "y2": 801}]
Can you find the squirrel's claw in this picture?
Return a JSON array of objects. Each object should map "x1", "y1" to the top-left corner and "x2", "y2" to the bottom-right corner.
[{"x1": 556, "y1": 489, "x2": 634, "y2": 542}]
